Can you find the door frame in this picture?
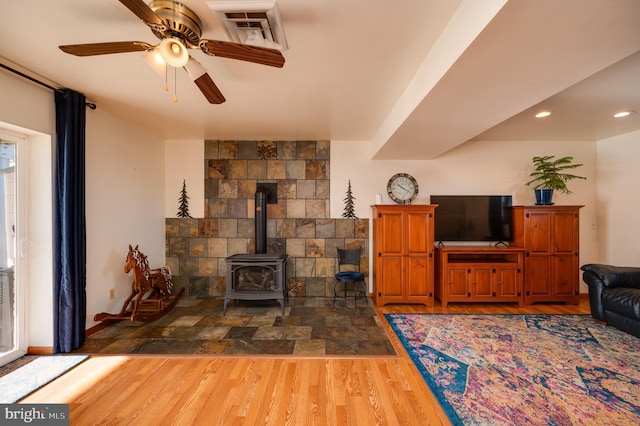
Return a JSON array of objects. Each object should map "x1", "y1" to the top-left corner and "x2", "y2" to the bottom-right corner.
[{"x1": 0, "y1": 130, "x2": 27, "y2": 365}]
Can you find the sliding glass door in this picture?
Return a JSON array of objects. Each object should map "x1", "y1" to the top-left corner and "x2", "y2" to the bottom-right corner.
[{"x1": 0, "y1": 134, "x2": 25, "y2": 365}]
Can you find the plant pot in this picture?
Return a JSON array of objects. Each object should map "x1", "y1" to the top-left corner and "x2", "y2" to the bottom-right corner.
[{"x1": 534, "y1": 189, "x2": 554, "y2": 205}]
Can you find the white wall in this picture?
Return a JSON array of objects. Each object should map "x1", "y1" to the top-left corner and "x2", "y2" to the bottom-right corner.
[
  {"x1": 2, "y1": 69, "x2": 167, "y2": 338},
  {"x1": 164, "y1": 140, "x2": 204, "y2": 218},
  {"x1": 596, "y1": 129, "x2": 640, "y2": 265},
  {"x1": 23, "y1": 134, "x2": 53, "y2": 347},
  {"x1": 331, "y1": 139, "x2": 598, "y2": 293},
  {"x1": 0, "y1": 71, "x2": 54, "y2": 348},
  {"x1": 85, "y1": 110, "x2": 165, "y2": 328}
]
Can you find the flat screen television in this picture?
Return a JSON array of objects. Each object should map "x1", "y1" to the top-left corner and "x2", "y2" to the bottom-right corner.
[{"x1": 430, "y1": 195, "x2": 513, "y2": 243}]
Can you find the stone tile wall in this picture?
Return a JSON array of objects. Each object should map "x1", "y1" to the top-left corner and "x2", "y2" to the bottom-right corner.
[{"x1": 165, "y1": 140, "x2": 369, "y2": 298}]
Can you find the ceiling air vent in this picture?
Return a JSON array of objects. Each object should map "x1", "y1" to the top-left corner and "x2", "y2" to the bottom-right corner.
[{"x1": 206, "y1": 1, "x2": 288, "y2": 51}]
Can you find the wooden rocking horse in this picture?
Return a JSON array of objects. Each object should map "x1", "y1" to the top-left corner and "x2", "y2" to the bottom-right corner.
[{"x1": 94, "y1": 244, "x2": 184, "y2": 322}]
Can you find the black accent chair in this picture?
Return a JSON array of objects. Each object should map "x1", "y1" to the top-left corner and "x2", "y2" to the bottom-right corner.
[
  {"x1": 581, "y1": 264, "x2": 640, "y2": 338},
  {"x1": 333, "y1": 248, "x2": 367, "y2": 311}
]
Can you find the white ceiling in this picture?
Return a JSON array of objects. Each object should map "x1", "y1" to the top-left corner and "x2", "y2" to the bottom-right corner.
[{"x1": 2, "y1": 0, "x2": 640, "y2": 159}]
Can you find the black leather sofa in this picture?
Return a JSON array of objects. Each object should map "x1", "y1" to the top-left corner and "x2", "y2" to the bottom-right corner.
[{"x1": 581, "y1": 264, "x2": 640, "y2": 338}]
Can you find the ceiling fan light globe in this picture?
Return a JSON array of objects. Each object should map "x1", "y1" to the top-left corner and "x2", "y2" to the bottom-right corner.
[
  {"x1": 143, "y1": 49, "x2": 166, "y2": 75},
  {"x1": 159, "y1": 38, "x2": 189, "y2": 68}
]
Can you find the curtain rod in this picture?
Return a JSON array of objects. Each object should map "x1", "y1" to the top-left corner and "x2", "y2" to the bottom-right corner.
[{"x1": 1, "y1": 62, "x2": 97, "y2": 110}]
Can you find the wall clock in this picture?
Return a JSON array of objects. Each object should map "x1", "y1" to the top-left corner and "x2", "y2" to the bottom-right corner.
[{"x1": 387, "y1": 173, "x2": 419, "y2": 204}]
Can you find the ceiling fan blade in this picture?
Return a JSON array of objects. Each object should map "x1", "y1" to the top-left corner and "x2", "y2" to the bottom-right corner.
[
  {"x1": 118, "y1": 0, "x2": 165, "y2": 29},
  {"x1": 59, "y1": 41, "x2": 153, "y2": 56},
  {"x1": 193, "y1": 73, "x2": 226, "y2": 104},
  {"x1": 199, "y1": 40, "x2": 285, "y2": 68},
  {"x1": 184, "y1": 57, "x2": 225, "y2": 104}
]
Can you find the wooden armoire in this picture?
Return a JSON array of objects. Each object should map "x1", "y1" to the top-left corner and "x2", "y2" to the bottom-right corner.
[
  {"x1": 371, "y1": 204, "x2": 436, "y2": 307},
  {"x1": 511, "y1": 205, "x2": 583, "y2": 305}
]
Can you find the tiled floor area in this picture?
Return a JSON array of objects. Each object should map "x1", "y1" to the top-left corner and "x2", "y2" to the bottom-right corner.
[
  {"x1": 73, "y1": 296, "x2": 397, "y2": 356},
  {"x1": 0, "y1": 355, "x2": 38, "y2": 378}
]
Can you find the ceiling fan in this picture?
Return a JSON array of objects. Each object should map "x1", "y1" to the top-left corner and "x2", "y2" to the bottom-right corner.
[{"x1": 58, "y1": 0, "x2": 286, "y2": 104}]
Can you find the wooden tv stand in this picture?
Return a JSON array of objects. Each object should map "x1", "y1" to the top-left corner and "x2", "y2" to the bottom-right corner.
[{"x1": 435, "y1": 246, "x2": 525, "y2": 307}]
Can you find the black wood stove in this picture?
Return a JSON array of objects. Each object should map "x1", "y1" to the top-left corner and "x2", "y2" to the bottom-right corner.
[
  {"x1": 224, "y1": 185, "x2": 288, "y2": 315},
  {"x1": 224, "y1": 253, "x2": 287, "y2": 315}
]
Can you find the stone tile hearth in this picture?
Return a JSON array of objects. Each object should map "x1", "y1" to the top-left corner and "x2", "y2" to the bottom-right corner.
[{"x1": 74, "y1": 297, "x2": 397, "y2": 356}]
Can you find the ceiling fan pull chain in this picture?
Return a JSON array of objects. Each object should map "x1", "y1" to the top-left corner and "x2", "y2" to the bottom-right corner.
[
  {"x1": 164, "y1": 64, "x2": 169, "y2": 92},
  {"x1": 174, "y1": 67, "x2": 178, "y2": 103}
]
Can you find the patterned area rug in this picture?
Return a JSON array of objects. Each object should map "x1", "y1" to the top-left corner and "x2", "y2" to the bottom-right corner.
[
  {"x1": 0, "y1": 355, "x2": 89, "y2": 403},
  {"x1": 385, "y1": 314, "x2": 640, "y2": 426}
]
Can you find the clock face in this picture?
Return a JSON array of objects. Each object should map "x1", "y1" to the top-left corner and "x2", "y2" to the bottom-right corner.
[{"x1": 387, "y1": 173, "x2": 419, "y2": 204}]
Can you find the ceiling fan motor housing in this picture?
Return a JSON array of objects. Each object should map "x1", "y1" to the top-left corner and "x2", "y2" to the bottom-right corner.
[{"x1": 149, "y1": 0, "x2": 202, "y2": 47}]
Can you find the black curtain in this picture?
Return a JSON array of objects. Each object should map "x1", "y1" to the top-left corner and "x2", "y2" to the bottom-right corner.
[{"x1": 53, "y1": 89, "x2": 87, "y2": 353}]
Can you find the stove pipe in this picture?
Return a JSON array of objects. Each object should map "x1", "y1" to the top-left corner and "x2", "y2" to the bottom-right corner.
[{"x1": 255, "y1": 190, "x2": 267, "y2": 254}]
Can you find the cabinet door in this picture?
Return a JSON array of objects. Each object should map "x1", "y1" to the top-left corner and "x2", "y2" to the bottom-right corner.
[
  {"x1": 470, "y1": 267, "x2": 493, "y2": 299},
  {"x1": 551, "y1": 211, "x2": 578, "y2": 254},
  {"x1": 406, "y1": 255, "x2": 431, "y2": 298},
  {"x1": 446, "y1": 267, "x2": 469, "y2": 301},
  {"x1": 378, "y1": 212, "x2": 404, "y2": 254},
  {"x1": 406, "y1": 211, "x2": 431, "y2": 254},
  {"x1": 525, "y1": 256, "x2": 552, "y2": 297},
  {"x1": 405, "y1": 210, "x2": 434, "y2": 303},
  {"x1": 377, "y1": 256, "x2": 404, "y2": 299},
  {"x1": 551, "y1": 254, "x2": 577, "y2": 296},
  {"x1": 527, "y1": 212, "x2": 551, "y2": 253},
  {"x1": 550, "y1": 210, "x2": 579, "y2": 299},
  {"x1": 496, "y1": 267, "x2": 520, "y2": 298}
]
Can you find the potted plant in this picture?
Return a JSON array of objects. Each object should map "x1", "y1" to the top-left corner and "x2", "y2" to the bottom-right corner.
[{"x1": 526, "y1": 155, "x2": 586, "y2": 205}]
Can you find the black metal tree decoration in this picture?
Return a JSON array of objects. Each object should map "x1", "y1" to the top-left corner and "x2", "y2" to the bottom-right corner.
[
  {"x1": 342, "y1": 180, "x2": 357, "y2": 219},
  {"x1": 177, "y1": 179, "x2": 192, "y2": 218}
]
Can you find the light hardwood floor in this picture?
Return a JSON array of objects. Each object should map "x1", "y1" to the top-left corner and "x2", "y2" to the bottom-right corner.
[{"x1": 22, "y1": 298, "x2": 590, "y2": 425}]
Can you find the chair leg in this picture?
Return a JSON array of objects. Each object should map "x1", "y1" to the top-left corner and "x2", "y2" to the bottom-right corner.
[
  {"x1": 332, "y1": 280, "x2": 342, "y2": 306},
  {"x1": 353, "y1": 281, "x2": 358, "y2": 312},
  {"x1": 334, "y1": 280, "x2": 367, "y2": 311},
  {"x1": 353, "y1": 280, "x2": 367, "y2": 312},
  {"x1": 359, "y1": 281, "x2": 367, "y2": 304}
]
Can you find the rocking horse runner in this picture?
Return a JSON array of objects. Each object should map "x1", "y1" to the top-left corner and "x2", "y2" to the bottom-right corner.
[{"x1": 94, "y1": 244, "x2": 184, "y2": 322}]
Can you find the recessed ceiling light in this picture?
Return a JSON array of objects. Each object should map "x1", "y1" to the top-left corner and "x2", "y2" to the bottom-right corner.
[
  {"x1": 535, "y1": 111, "x2": 552, "y2": 118},
  {"x1": 613, "y1": 110, "x2": 636, "y2": 118}
]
